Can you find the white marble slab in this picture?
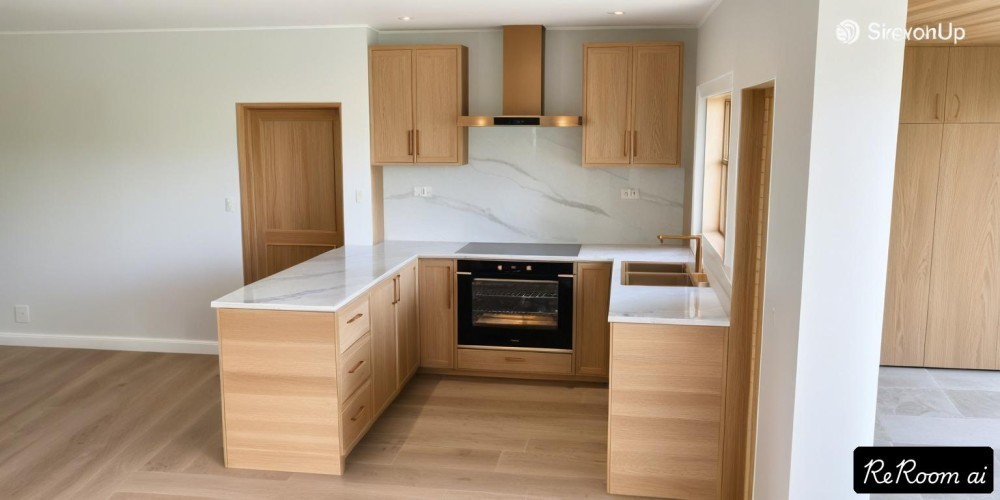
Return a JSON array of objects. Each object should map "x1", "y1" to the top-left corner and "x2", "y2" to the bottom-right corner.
[{"x1": 211, "y1": 241, "x2": 730, "y2": 327}]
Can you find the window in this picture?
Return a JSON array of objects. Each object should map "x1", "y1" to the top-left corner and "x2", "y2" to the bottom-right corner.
[{"x1": 702, "y1": 93, "x2": 733, "y2": 254}]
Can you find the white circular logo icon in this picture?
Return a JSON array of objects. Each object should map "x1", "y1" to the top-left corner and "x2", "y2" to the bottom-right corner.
[{"x1": 836, "y1": 19, "x2": 861, "y2": 44}]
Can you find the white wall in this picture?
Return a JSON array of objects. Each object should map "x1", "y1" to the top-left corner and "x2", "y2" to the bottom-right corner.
[
  {"x1": 0, "y1": 27, "x2": 375, "y2": 352},
  {"x1": 695, "y1": 0, "x2": 905, "y2": 497},
  {"x1": 377, "y1": 28, "x2": 698, "y2": 244}
]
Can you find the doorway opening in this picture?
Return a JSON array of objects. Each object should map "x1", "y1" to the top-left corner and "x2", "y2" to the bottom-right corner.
[
  {"x1": 236, "y1": 103, "x2": 345, "y2": 284},
  {"x1": 722, "y1": 82, "x2": 775, "y2": 499}
]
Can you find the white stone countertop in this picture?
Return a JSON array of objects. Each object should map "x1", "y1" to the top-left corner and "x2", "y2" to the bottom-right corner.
[{"x1": 211, "y1": 240, "x2": 730, "y2": 327}]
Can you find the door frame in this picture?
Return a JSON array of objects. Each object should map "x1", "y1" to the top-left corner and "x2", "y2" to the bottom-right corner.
[
  {"x1": 235, "y1": 103, "x2": 345, "y2": 284},
  {"x1": 721, "y1": 82, "x2": 775, "y2": 499}
]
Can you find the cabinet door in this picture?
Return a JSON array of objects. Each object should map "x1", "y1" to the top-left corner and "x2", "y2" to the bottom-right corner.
[
  {"x1": 631, "y1": 44, "x2": 682, "y2": 166},
  {"x1": 946, "y1": 47, "x2": 1000, "y2": 123},
  {"x1": 370, "y1": 277, "x2": 398, "y2": 414},
  {"x1": 396, "y1": 264, "x2": 419, "y2": 384},
  {"x1": 414, "y1": 48, "x2": 465, "y2": 165},
  {"x1": 575, "y1": 262, "x2": 612, "y2": 377},
  {"x1": 369, "y1": 48, "x2": 415, "y2": 164},
  {"x1": 925, "y1": 124, "x2": 1000, "y2": 369},
  {"x1": 418, "y1": 259, "x2": 456, "y2": 368},
  {"x1": 583, "y1": 46, "x2": 632, "y2": 166},
  {"x1": 899, "y1": 47, "x2": 949, "y2": 124},
  {"x1": 881, "y1": 125, "x2": 943, "y2": 366}
]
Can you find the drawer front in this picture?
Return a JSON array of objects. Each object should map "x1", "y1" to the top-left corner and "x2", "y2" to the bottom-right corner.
[
  {"x1": 456, "y1": 348, "x2": 573, "y2": 375},
  {"x1": 338, "y1": 296, "x2": 371, "y2": 353},
  {"x1": 341, "y1": 380, "x2": 373, "y2": 453},
  {"x1": 338, "y1": 335, "x2": 372, "y2": 401}
]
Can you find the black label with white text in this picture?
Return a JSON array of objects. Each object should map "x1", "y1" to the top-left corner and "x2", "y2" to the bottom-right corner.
[{"x1": 854, "y1": 446, "x2": 993, "y2": 494}]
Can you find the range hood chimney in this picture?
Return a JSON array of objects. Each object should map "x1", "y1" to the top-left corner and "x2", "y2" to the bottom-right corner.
[{"x1": 458, "y1": 25, "x2": 582, "y2": 127}]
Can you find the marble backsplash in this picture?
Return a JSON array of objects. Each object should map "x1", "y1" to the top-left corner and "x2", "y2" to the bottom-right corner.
[{"x1": 382, "y1": 127, "x2": 686, "y2": 244}]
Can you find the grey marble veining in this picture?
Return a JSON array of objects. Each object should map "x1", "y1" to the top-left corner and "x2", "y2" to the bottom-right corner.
[
  {"x1": 211, "y1": 241, "x2": 730, "y2": 327},
  {"x1": 382, "y1": 128, "x2": 686, "y2": 244}
]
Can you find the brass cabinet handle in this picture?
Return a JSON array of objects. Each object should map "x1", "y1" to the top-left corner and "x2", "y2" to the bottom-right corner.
[
  {"x1": 393, "y1": 276, "x2": 400, "y2": 305},
  {"x1": 350, "y1": 405, "x2": 366, "y2": 422},
  {"x1": 347, "y1": 360, "x2": 365, "y2": 374},
  {"x1": 624, "y1": 130, "x2": 629, "y2": 157},
  {"x1": 934, "y1": 93, "x2": 940, "y2": 120},
  {"x1": 504, "y1": 356, "x2": 526, "y2": 362},
  {"x1": 953, "y1": 95, "x2": 961, "y2": 119},
  {"x1": 415, "y1": 129, "x2": 420, "y2": 156},
  {"x1": 347, "y1": 313, "x2": 364, "y2": 324},
  {"x1": 446, "y1": 266, "x2": 452, "y2": 310},
  {"x1": 407, "y1": 130, "x2": 413, "y2": 155},
  {"x1": 632, "y1": 130, "x2": 638, "y2": 160}
]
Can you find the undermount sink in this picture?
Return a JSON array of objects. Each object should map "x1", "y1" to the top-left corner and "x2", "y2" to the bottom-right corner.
[{"x1": 621, "y1": 261, "x2": 710, "y2": 288}]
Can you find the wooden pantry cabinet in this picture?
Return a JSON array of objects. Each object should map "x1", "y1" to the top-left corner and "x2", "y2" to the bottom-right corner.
[
  {"x1": 574, "y1": 262, "x2": 612, "y2": 377},
  {"x1": 608, "y1": 322, "x2": 727, "y2": 499},
  {"x1": 882, "y1": 46, "x2": 1000, "y2": 370},
  {"x1": 368, "y1": 45, "x2": 469, "y2": 165},
  {"x1": 370, "y1": 262, "x2": 419, "y2": 414},
  {"x1": 418, "y1": 258, "x2": 456, "y2": 369},
  {"x1": 583, "y1": 42, "x2": 683, "y2": 167}
]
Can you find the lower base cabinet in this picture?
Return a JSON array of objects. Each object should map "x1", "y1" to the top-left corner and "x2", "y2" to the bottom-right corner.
[{"x1": 608, "y1": 322, "x2": 728, "y2": 499}]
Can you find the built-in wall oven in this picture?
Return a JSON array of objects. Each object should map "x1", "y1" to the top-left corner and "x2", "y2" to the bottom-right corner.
[{"x1": 457, "y1": 260, "x2": 574, "y2": 351}]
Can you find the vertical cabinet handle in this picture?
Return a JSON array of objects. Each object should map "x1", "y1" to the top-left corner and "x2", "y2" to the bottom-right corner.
[
  {"x1": 632, "y1": 130, "x2": 638, "y2": 160},
  {"x1": 446, "y1": 266, "x2": 452, "y2": 310},
  {"x1": 415, "y1": 130, "x2": 420, "y2": 157},
  {"x1": 953, "y1": 95, "x2": 961, "y2": 120},
  {"x1": 624, "y1": 130, "x2": 630, "y2": 158},
  {"x1": 393, "y1": 276, "x2": 400, "y2": 304},
  {"x1": 934, "y1": 93, "x2": 940, "y2": 121},
  {"x1": 407, "y1": 130, "x2": 413, "y2": 155}
]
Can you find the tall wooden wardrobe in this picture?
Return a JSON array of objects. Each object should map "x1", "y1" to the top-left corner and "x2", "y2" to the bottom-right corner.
[{"x1": 882, "y1": 46, "x2": 1000, "y2": 370}]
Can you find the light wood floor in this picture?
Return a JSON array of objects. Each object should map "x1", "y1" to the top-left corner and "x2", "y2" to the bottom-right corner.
[{"x1": 0, "y1": 346, "x2": 617, "y2": 499}]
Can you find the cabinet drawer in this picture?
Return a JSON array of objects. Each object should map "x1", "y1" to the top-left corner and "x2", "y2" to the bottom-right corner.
[
  {"x1": 456, "y1": 348, "x2": 572, "y2": 375},
  {"x1": 341, "y1": 380, "x2": 373, "y2": 453},
  {"x1": 338, "y1": 297, "x2": 371, "y2": 353},
  {"x1": 338, "y1": 336, "x2": 372, "y2": 401}
]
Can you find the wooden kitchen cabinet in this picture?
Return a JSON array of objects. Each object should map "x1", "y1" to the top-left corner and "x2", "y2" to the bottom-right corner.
[
  {"x1": 370, "y1": 276, "x2": 398, "y2": 415},
  {"x1": 368, "y1": 45, "x2": 468, "y2": 165},
  {"x1": 880, "y1": 124, "x2": 943, "y2": 366},
  {"x1": 575, "y1": 262, "x2": 612, "y2": 377},
  {"x1": 608, "y1": 322, "x2": 727, "y2": 499},
  {"x1": 583, "y1": 42, "x2": 683, "y2": 167},
  {"x1": 396, "y1": 262, "x2": 419, "y2": 385},
  {"x1": 418, "y1": 259, "x2": 456, "y2": 369},
  {"x1": 899, "y1": 47, "x2": 949, "y2": 123},
  {"x1": 945, "y1": 47, "x2": 1000, "y2": 123},
  {"x1": 924, "y1": 124, "x2": 1000, "y2": 370}
]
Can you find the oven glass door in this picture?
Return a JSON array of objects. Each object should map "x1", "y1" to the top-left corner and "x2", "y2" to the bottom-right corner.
[{"x1": 471, "y1": 278, "x2": 559, "y2": 330}]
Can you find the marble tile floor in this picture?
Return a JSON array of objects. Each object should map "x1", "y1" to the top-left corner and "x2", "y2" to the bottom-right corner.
[{"x1": 873, "y1": 366, "x2": 1000, "y2": 500}]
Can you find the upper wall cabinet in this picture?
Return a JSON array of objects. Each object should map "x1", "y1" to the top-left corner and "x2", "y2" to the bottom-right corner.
[
  {"x1": 946, "y1": 47, "x2": 1000, "y2": 123},
  {"x1": 582, "y1": 42, "x2": 683, "y2": 167},
  {"x1": 369, "y1": 45, "x2": 469, "y2": 166},
  {"x1": 899, "y1": 47, "x2": 949, "y2": 123}
]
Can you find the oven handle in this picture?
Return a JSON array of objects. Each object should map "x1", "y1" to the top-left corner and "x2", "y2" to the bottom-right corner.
[
  {"x1": 558, "y1": 274, "x2": 575, "y2": 279},
  {"x1": 456, "y1": 271, "x2": 471, "y2": 275}
]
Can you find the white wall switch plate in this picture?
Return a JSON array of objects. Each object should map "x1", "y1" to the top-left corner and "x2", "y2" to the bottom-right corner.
[
  {"x1": 620, "y1": 188, "x2": 640, "y2": 200},
  {"x1": 355, "y1": 190, "x2": 363, "y2": 203},
  {"x1": 14, "y1": 305, "x2": 30, "y2": 323},
  {"x1": 225, "y1": 197, "x2": 234, "y2": 212},
  {"x1": 414, "y1": 186, "x2": 432, "y2": 198}
]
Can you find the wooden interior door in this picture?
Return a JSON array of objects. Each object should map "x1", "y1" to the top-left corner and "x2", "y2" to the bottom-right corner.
[
  {"x1": 880, "y1": 124, "x2": 943, "y2": 366},
  {"x1": 946, "y1": 47, "x2": 1000, "y2": 123},
  {"x1": 369, "y1": 49, "x2": 415, "y2": 164},
  {"x1": 239, "y1": 105, "x2": 344, "y2": 284},
  {"x1": 396, "y1": 264, "x2": 419, "y2": 384},
  {"x1": 722, "y1": 85, "x2": 774, "y2": 500},
  {"x1": 414, "y1": 48, "x2": 460, "y2": 164},
  {"x1": 630, "y1": 44, "x2": 682, "y2": 166},
  {"x1": 583, "y1": 46, "x2": 632, "y2": 165},
  {"x1": 924, "y1": 124, "x2": 1000, "y2": 369},
  {"x1": 370, "y1": 277, "x2": 398, "y2": 415},
  {"x1": 898, "y1": 47, "x2": 949, "y2": 124}
]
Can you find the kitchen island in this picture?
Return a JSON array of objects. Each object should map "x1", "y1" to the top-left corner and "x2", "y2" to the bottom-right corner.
[{"x1": 211, "y1": 240, "x2": 730, "y2": 498}]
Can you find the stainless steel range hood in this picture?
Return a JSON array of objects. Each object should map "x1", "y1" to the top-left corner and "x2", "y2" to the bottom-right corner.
[{"x1": 458, "y1": 25, "x2": 582, "y2": 127}]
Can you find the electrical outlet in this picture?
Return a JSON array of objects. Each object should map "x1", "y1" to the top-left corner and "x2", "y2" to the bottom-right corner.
[
  {"x1": 413, "y1": 186, "x2": 432, "y2": 198},
  {"x1": 225, "y1": 197, "x2": 234, "y2": 212},
  {"x1": 620, "y1": 188, "x2": 640, "y2": 200},
  {"x1": 14, "y1": 305, "x2": 30, "y2": 323}
]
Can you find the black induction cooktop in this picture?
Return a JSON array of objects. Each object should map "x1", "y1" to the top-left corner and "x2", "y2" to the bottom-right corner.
[{"x1": 456, "y1": 242, "x2": 582, "y2": 257}]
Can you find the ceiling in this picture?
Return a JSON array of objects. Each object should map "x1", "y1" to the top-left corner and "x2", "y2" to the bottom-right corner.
[
  {"x1": 0, "y1": 0, "x2": 718, "y2": 32},
  {"x1": 909, "y1": 0, "x2": 1000, "y2": 44}
]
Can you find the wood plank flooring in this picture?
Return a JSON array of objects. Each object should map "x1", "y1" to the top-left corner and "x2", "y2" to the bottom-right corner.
[{"x1": 0, "y1": 346, "x2": 617, "y2": 499}]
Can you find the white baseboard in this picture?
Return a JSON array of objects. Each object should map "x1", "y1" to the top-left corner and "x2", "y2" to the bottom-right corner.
[{"x1": 0, "y1": 331, "x2": 218, "y2": 355}]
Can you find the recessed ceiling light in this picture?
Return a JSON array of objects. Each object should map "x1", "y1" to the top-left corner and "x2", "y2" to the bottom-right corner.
[
  {"x1": 609, "y1": 11, "x2": 625, "y2": 15},
  {"x1": 398, "y1": 16, "x2": 412, "y2": 21}
]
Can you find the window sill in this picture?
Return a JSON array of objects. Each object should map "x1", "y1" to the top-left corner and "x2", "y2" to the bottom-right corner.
[{"x1": 704, "y1": 230, "x2": 725, "y2": 259}]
